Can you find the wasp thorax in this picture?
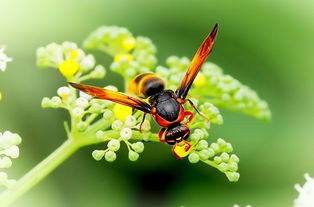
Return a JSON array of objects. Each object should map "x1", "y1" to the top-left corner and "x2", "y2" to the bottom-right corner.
[{"x1": 128, "y1": 73, "x2": 165, "y2": 99}]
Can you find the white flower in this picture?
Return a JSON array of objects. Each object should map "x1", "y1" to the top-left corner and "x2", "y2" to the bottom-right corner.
[
  {"x1": 294, "y1": 173, "x2": 314, "y2": 207},
  {"x1": 72, "y1": 107, "x2": 84, "y2": 117},
  {"x1": 57, "y1": 86, "x2": 71, "y2": 99},
  {"x1": 0, "y1": 46, "x2": 13, "y2": 72},
  {"x1": 79, "y1": 91, "x2": 92, "y2": 100},
  {"x1": 80, "y1": 54, "x2": 95, "y2": 69},
  {"x1": 75, "y1": 97, "x2": 89, "y2": 109}
]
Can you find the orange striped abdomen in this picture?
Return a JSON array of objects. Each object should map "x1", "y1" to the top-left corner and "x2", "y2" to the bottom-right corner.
[{"x1": 128, "y1": 73, "x2": 165, "y2": 99}]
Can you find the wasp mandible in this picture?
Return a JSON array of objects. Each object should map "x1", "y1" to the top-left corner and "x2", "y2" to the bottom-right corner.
[{"x1": 69, "y1": 24, "x2": 218, "y2": 159}]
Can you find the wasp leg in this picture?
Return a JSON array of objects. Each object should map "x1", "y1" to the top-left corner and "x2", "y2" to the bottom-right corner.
[
  {"x1": 158, "y1": 128, "x2": 167, "y2": 143},
  {"x1": 138, "y1": 113, "x2": 147, "y2": 133},
  {"x1": 171, "y1": 140, "x2": 192, "y2": 160},
  {"x1": 187, "y1": 99, "x2": 210, "y2": 122},
  {"x1": 184, "y1": 111, "x2": 194, "y2": 124},
  {"x1": 171, "y1": 144, "x2": 183, "y2": 160},
  {"x1": 183, "y1": 140, "x2": 192, "y2": 151}
]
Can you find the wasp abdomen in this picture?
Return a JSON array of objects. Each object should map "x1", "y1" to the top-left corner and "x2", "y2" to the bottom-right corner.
[
  {"x1": 128, "y1": 73, "x2": 165, "y2": 99},
  {"x1": 165, "y1": 125, "x2": 190, "y2": 145}
]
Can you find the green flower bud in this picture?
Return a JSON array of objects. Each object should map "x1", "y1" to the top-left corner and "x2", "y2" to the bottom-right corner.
[
  {"x1": 188, "y1": 152, "x2": 200, "y2": 163},
  {"x1": 230, "y1": 154, "x2": 239, "y2": 163},
  {"x1": 214, "y1": 156, "x2": 222, "y2": 164},
  {"x1": 198, "y1": 149, "x2": 211, "y2": 160},
  {"x1": 77, "y1": 121, "x2": 88, "y2": 132},
  {"x1": 225, "y1": 143, "x2": 233, "y2": 152},
  {"x1": 41, "y1": 97, "x2": 51, "y2": 108},
  {"x1": 72, "y1": 107, "x2": 84, "y2": 118},
  {"x1": 226, "y1": 172, "x2": 240, "y2": 182},
  {"x1": 95, "y1": 130, "x2": 104, "y2": 139},
  {"x1": 107, "y1": 139, "x2": 120, "y2": 151},
  {"x1": 124, "y1": 115, "x2": 136, "y2": 128},
  {"x1": 103, "y1": 109, "x2": 114, "y2": 120},
  {"x1": 51, "y1": 96, "x2": 62, "y2": 107},
  {"x1": 91, "y1": 65, "x2": 106, "y2": 78},
  {"x1": 210, "y1": 143, "x2": 220, "y2": 153},
  {"x1": 217, "y1": 138, "x2": 226, "y2": 147},
  {"x1": 218, "y1": 162, "x2": 228, "y2": 172},
  {"x1": 132, "y1": 142, "x2": 144, "y2": 153},
  {"x1": 112, "y1": 120, "x2": 123, "y2": 131},
  {"x1": 105, "y1": 151, "x2": 116, "y2": 162},
  {"x1": 120, "y1": 128, "x2": 132, "y2": 140},
  {"x1": 75, "y1": 97, "x2": 89, "y2": 109},
  {"x1": 140, "y1": 120, "x2": 151, "y2": 131},
  {"x1": 207, "y1": 148, "x2": 216, "y2": 158},
  {"x1": 197, "y1": 140, "x2": 209, "y2": 149},
  {"x1": 89, "y1": 103, "x2": 102, "y2": 113},
  {"x1": 128, "y1": 151, "x2": 139, "y2": 161},
  {"x1": 92, "y1": 150, "x2": 105, "y2": 161},
  {"x1": 0, "y1": 157, "x2": 12, "y2": 168},
  {"x1": 220, "y1": 152, "x2": 230, "y2": 162},
  {"x1": 228, "y1": 162, "x2": 238, "y2": 171}
]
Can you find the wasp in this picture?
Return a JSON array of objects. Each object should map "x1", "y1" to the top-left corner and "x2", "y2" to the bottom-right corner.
[{"x1": 69, "y1": 24, "x2": 218, "y2": 159}]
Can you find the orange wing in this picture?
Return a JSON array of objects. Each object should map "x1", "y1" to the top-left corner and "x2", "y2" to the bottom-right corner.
[
  {"x1": 176, "y1": 24, "x2": 218, "y2": 100},
  {"x1": 69, "y1": 82, "x2": 152, "y2": 113}
]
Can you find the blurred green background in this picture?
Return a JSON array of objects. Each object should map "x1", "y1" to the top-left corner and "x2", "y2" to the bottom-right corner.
[{"x1": 0, "y1": 0, "x2": 313, "y2": 206}]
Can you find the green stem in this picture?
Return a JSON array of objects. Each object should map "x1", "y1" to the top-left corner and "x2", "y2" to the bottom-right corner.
[
  {"x1": 0, "y1": 127, "x2": 159, "y2": 206},
  {"x1": 0, "y1": 139, "x2": 80, "y2": 207}
]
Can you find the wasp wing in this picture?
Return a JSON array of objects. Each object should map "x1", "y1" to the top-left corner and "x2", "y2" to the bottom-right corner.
[
  {"x1": 176, "y1": 24, "x2": 218, "y2": 100},
  {"x1": 69, "y1": 82, "x2": 152, "y2": 113}
]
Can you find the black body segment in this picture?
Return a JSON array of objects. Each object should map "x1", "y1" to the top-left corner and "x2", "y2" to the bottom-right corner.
[
  {"x1": 149, "y1": 90, "x2": 180, "y2": 122},
  {"x1": 165, "y1": 125, "x2": 190, "y2": 145}
]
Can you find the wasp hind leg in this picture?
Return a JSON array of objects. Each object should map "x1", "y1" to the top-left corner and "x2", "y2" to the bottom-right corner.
[
  {"x1": 138, "y1": 113, "x2": 147, "y2": 133},
  {"x1": 171, "y1": 140, "x2": 192, "y2": 160},
  {"x1": 158, "y1": 128, "x2": 167, "y2": 143},
  {"x1": 184, "y1": 111, "x2": 194, "y2": 124}
]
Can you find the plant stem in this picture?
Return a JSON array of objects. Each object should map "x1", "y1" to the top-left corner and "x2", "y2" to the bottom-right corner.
[{"x1": 0, "y1": 139, "x2": 80, "y2": 207}]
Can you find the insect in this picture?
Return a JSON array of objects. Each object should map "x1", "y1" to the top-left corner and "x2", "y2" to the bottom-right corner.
[{"x1": 69, "y1": 24, "x2": 218, "y2": 159}]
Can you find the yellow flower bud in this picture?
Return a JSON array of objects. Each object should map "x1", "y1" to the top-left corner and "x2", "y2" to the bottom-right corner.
[
  {"x1": 194, "y1": 72, "x2": 206, "y2": 87},
  {"x1": 58, "y1": 60, "x2": 79, "y2": 78},
  {"x1": 0, "y1": 92, "x2": 2, "y2": 101},
  {"x1": 123, "y1": 37, "x2": 136, "y2": 52},
  {"x1": 114, "y1": 54, "x2": 133, "y2": 62},
  {"x1": 173, "y1": 142, "x2": 191, "y2": 158},
  {"x1": 69, "y1": 49, "x2": 79, "y2": 59},
  {"x1": 113, "y1": 104, "x2": 132, "y2": 121}
]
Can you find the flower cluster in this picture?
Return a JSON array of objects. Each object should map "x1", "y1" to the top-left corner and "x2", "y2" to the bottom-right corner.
[
  {"x1": 93, "y1": 113, "x2": 150, "y2": 162},
  {"x1": 294, "y1": 173, "x2": 314, "y2": 207},
  {"x1": 0, "y1": 131, "x2": 22, "y2": 188},
  {"x1": 156, "y1": 56, "x2": 271, "y2": 120},
  {"x1": 188, "y1": 133, "x2": 240, "y2": 182},
  {"x1": 36, "y1": 42, "x2": 105, "y2": 81},
  {"x1": 83, "y1": 26, "x2": 157, "y2": 82}
]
